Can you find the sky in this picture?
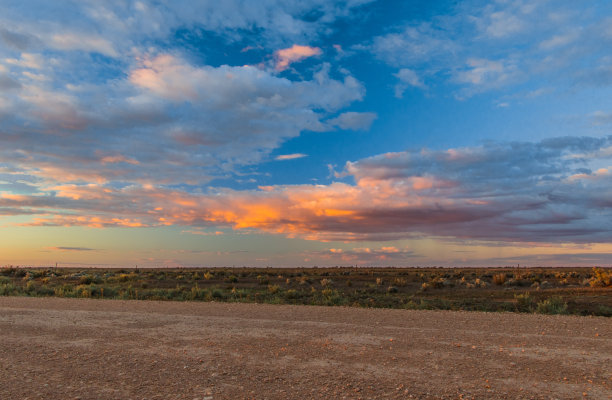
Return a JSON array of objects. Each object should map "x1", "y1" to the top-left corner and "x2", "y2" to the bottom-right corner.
[{"x1": 1, "y1": 0, "x2": 612, "y2": 268}]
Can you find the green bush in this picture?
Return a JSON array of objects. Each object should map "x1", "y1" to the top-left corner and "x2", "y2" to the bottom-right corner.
[
  {"x1": 0, "y1": 267, "x2": 17, "y2": 276},
  {"x1": 514, "y1": 292, "x2": 534, "y2": 312},
  {"x1": 595, "y1": 305, "x2": 612, "y2": 317},
  {"x1": 35, "y1": 285, "x2": 55, "y2": 296},
  {"x1": 536, "y1": 296, "x2": 568, "y2": 315},
  {"x1": 0, "y1": 283, "x2": 18, "y2": 296}
]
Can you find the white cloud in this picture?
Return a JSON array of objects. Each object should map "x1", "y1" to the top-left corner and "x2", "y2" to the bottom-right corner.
[
  {"x1": 590, "y1": 111, "x2": 612, "y2": 126},
  {"x1": 51, "y1": 33, "x2": 118, "y2": 57},
  {"x1": 326, "y1": 111, "x2": 377, "y2": 131},
  {"x1": 0, "y1": 54, "x2": 366, "y2": 187},
  {"x1": 454, "y1": 58, "x2": 520, "y2": 94},
  {"x1": 367, "y1": 1, "x2": 609, "y2": 98},
  {"x1": 539, "y1": 31, "x2": 579, "y2": 50},
  {"x1": 5, "y1": 53, "x2": 44, "y2": 69},
  {"x1": 484, "y1": 11, "x2": 526, "y2": 38},
  {"x1": 370, "y1": 24, "x2": 457, "y2": 67},
  {"x1": 394, "y1": 68, "x2": 426, "y2": 97}
]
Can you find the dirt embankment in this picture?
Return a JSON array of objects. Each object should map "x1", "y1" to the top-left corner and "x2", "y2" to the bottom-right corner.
[{"x1": 1, "y1": 297, "x2": 610, "y2": 399}]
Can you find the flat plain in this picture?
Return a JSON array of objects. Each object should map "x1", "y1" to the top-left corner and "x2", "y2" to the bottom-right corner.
[
  {"x1": 1, "y1": 296, "x2": 610, "y2": 399},
  {"x1": 1, "y1": 267, "x2": 611, "y2": 315}
]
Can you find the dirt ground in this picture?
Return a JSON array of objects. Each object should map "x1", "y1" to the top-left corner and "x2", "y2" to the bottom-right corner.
[{"x1": 0, "y1": 297, "x2": 610, "y2": 399}]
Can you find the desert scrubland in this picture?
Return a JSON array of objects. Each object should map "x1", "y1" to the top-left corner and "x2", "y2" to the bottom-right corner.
[{"x1": 1, "y1": 266, "x2": 611, "y2": 315}]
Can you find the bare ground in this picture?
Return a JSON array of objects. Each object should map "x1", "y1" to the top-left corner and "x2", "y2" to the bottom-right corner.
[{"x1": 0, "y1": 297, "x2": 610, "y2": 399}]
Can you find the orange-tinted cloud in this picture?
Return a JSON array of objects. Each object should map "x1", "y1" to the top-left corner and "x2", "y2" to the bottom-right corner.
[
  {"x1": 8, "y1": 137, "x2": 612, "y2": 245},
  {"x1": 274, "y1": 45, "x2": 322, "y2": 71}
]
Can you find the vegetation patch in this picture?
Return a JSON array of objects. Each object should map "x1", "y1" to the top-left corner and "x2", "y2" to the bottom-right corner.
[{"x1": 0, "y1": 266, "x2": 609, "y2": 316}]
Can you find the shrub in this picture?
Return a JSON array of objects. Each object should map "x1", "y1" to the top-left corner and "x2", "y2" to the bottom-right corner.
[
  {"x1": 25, "y1": 280, "x2": 36, "y2": 293},
  {"x1": 514, "y1": 293, "x2": 534, "y2": 312},
  {"x1": 0, "y1": 283, "x2": 18, "y2": 296},
  {"x1": 536, "y1": 296, "x2": 568, "y2": 315},
  {"x1": 54, "y1": 284, "x2": 75, "y2": 297},
  {"x1": 387, "y1": 286, "x2": 398, "y2": 293},
  {"x1": 393, "y1": 277, "x2": 407, "y2": 287},
  {"x1": 492, "y1": 273, "x2": 506, "y2": 285},
  {"x1": 376, "y1": 277, "x2": 384, "y2": 286},
  {"x1": 0, "y1": 267, "x2": 17, "y2": 276},
  {"x1": 76, "y1": 284, "x2": 93, "y2": 298},
  {"x1": 14, "y1": 269, "x2": 26, "y2": 278},
  {"x1": 474, "y1": 278, "x2": 488, "y2": 288},
  {"x1": 190, "y1": 284, "x2": 207, "y2": 300},
  {"x1": 589, "y1": 267, "x2": 611, "y2": 287},
  {"x1": 225, "y1": 275, "x2": 238, "y2": 283},
  {"x1": 320, "y1": 278, "x2": 332, "y2": 287},
  {"x1": 78, "y1": 274, "x2": 101, "y2": 285},
  {"x1": 117, "y1": 273, "x2": 137, "y2": 282},
  {"x1": 429, "y1": 277, "x2": 446, "y2": 288},
  {"x1": 203, "y1": 271, "x2": 213, "y2": 280},
  {"x1": 35, "y1": 285, "x2": 55, "y2": 296},
  {"x1": 268, "y1": 284, "x2": 280, "y2": 294},
  {"x1": 596, "y1": 305, "x2": 612, "y2": 317}
]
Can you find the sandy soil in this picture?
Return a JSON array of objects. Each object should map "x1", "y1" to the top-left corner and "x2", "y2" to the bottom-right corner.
[{"x1": 0, "y1": 297, "x2": 610, "y2": 399}]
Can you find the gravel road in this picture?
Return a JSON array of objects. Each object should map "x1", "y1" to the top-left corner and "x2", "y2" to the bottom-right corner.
[{"x1": 1, "y1": 297, "x2": 610, "y2": 399}]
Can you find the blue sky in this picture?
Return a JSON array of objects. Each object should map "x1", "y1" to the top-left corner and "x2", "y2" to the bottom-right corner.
[{"x1": 1, "y1": 0, "x2": 612, "y2": 267}]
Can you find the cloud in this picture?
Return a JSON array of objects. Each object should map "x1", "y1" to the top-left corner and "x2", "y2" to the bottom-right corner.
[
  {"x1": 0, "y1": 54, "x2": 365, "y2": 188},
  {"x1": 274, "y1": 44, "x2": 322, "y2": 71},
  {"x1": 370, "y1": 24, "x2": 457, "y2": 68},
  {"x1": 50, "y1": 33, "x2": 118, "y2": 57},
  {"x1": 181, "y1": 229, "x2": 224, "y2": 236},
  {"x1": 394, "y1": 68, "x2": 426, "y2": 97},
  {"x1": 0, "y1": 74, "x2": 21, "y2": 90},
  {"x1": 4, "y1": 53, "x2": 44, "y2": 69},
  {"x1": 366, "y1": 1, "x2": 611, "y2": 98},
  {"x1": 8, "y1": 136, "x2": 612, "y2": 245},
  {"x1": 326, "y1": 111, "x2": 377, "y2": 131},
  {"x1": 454, "y1": 58, "x2": 520, "y2": 94},
  {"x1": 304, "y1": 246, "x2": 416, "y2": 264},
  {"x1": 0, "y1": 28, "x2": 41, "y2": 50},
  {"x1": 481, "y1": 10, "x2": 527, "y2": 38},
  {"x1": 590, "y1": 111, "x2": 612, "y2": 126},
  {"x1": 46, "y1": 247, "x2": 98, "y2": 252},
  {"x1": 275, "y1": 153, "x2": 308, "y2": 161},
  {"x1": 0, "y1": 0, "x2": 374, "y2": 59}
]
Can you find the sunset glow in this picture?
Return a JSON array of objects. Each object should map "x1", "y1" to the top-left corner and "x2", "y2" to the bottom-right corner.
[{"x1": 1, "y1": 1, "x2": 611, "y2": 267}]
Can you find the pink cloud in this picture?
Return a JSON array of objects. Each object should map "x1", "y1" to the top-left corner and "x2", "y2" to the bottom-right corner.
[
  {"x1": 274, "y1": 45, "x2": 322, "y2": 71},
  {"x1": 275, "y1": 153, "x2": 307, "y2": 161}
]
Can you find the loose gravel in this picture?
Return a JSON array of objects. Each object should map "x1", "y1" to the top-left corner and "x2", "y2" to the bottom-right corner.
[{"x1": 0, "y1": 297, "x2": 610, "y2": 399}]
